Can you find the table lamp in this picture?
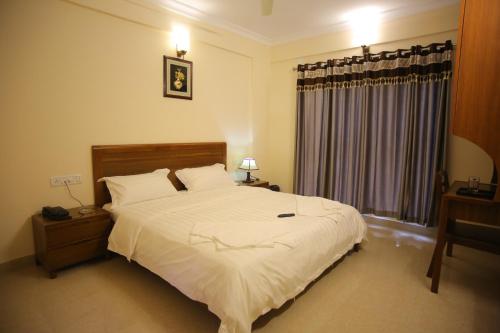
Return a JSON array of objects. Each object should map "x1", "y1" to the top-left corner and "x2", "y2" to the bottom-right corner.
[{"x1": 239, "y1": 157, "x2": 259, "y2": 183}]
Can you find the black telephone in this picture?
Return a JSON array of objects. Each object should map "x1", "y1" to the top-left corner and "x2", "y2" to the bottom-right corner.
[{"x1": 42, "y1": 206, "x2": 71, "y2": 221}]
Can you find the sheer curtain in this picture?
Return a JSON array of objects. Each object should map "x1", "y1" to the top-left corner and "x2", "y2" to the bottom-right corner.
[{"x1": 294, "y1": 41, "x2": 452, "y2": 225}]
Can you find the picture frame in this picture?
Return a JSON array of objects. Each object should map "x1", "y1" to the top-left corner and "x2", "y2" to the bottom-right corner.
[{"x1": 163, "y1": 56, "x2": 193, "y2": 100}]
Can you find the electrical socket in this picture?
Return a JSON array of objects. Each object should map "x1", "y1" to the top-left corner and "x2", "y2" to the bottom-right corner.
[{"x1": 50, "y1": 174, "x2": 82, "y2": 187}]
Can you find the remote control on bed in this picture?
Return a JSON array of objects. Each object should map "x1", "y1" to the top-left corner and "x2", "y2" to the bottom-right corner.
[{"x1": 277, "y1": 213, "x2": 295, "y2": 218}]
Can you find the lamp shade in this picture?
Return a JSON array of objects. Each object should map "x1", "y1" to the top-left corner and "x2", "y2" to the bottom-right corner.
[{"x1": 239, "y1": 157, "x2": 259, "y2": 171}]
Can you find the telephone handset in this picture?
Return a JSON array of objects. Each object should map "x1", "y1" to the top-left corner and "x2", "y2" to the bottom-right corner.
[{"x1": 42, "y1": 206, "x2": 71, "y2": 221}]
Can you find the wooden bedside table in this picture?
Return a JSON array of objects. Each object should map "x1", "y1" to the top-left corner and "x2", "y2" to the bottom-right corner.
[
  {"x1": 237, "y1": 180, "x2": 270, "y2": 188},
  {"x1": 32, "y1": 207, "x2": 113, "y2": 278}
]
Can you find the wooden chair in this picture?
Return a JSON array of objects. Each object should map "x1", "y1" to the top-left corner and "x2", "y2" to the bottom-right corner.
[
  {"x1": 426, "y1": 178, "x2": 500, "y2": 293},
  {"x1": 433, "y1": 170, "x2": 454, "y2": 256}
]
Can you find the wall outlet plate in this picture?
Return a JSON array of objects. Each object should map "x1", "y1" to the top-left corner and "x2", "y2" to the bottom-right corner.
[{"x1": 50, "y1": 174, "x2": 82, "y2": 187}]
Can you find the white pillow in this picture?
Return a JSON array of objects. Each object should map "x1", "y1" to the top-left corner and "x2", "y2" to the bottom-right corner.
[
  {"x1": 175, "y1": 163, "x2": 236, "y2": 191},
  {"x1": 98, "y1": 168, "x2": 178, "y2": 208}
]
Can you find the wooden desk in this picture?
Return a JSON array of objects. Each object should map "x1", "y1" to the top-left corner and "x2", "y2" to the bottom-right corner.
[{"x1": 426, "y1": 181, "x2": 500, "y2": 293}]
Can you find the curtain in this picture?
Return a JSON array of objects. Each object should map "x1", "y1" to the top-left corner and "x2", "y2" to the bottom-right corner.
[{"x1": 294, "y1": 41, "x2": 452, "y2": 226}]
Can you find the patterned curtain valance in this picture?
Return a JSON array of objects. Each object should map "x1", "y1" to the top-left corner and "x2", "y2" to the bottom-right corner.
[{"x1": 297, "y1": 40, "x2": 453, "y2": 91}]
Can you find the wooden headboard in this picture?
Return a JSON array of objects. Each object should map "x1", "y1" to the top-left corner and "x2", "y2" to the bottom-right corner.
[{"x1": 92, "y1": 142, "x2": 227, "y2": 207}]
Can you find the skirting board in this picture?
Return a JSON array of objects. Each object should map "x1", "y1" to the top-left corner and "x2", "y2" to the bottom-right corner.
[{"x1": 0, "y1": 255, "x2": 34, "y2": 273}]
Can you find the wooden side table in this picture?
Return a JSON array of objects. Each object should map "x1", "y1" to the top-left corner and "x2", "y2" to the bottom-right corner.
[
  {"x1": 426, "y1": 181, "x2": 500, "y2": 293},
  {"x1": 32, "y1": 207, "x2": 113, "y2": 278},
  {"x1": 237, "y1": 180, "x2": 270, "y2": 188}
]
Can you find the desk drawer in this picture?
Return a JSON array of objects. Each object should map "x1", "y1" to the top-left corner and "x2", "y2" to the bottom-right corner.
[
  {"x1": 46, "y1": 217, "x2": 112, "y2": 249},
  {"x1": 46, "y1": 237, "x2": 107, "y2": 270}
]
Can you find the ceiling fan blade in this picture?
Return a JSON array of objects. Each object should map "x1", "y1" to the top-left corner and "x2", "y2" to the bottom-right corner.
[{"x1": 261, "y1": 0, "x2": 273, "y2": 16}]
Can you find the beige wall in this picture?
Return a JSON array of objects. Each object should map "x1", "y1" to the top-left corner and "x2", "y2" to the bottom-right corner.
[
  {"x1": 0, "y1": 0, "x2": 270, "y2": 263},
  {"x1": 0, "y1": 1, "x2": 494, "y2": 264},
  {"x1": 266, "y1": 4, "x2": 494, "y2": 193}
]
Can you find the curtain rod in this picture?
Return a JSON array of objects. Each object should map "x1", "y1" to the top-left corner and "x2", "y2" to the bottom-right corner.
[{"x1": 291, "y1": 42, "x2": 456, "y2": 71}]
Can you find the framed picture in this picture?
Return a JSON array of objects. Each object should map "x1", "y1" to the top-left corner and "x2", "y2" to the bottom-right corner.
[{"x1": 163, "y1": 56, "x2": 193, "y2": 100}]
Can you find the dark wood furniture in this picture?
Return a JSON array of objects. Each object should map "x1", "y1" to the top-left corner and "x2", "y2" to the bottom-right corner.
[
  {"x1": 32, "y1": 207, "x2": 113, "y2": 278},
  {"x1": 92, "y1": 142, "x2": 226, "y2": 207},
  {"x1": 434, "y1": 170, "x2": 454, "y2": 255},
  {"x1": 238, "y1": 180, "x2": 270, "y2": 188},
  {"x1": 426, "y1": 181, "x2": 500, "y2": 293},
  {"x1": 451, "y1": 0, "x2": 500, "y2": 201}
]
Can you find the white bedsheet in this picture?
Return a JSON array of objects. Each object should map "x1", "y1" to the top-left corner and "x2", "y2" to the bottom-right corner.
[{"x1": 107, "y1": 186, "x2": 367, "y2": 333}]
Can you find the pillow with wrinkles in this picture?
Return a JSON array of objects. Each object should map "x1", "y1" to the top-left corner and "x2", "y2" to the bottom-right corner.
[
  {"x1": 98, "y1": 168, "x2": 178, "y2": 208},
  {"x1": 175, "y1": 163, "x2": 236, "y2": 191}
]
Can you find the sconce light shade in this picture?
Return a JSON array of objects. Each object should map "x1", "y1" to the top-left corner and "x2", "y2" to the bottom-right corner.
[
  {"x1": 171, "y1": 25, "x2": 190, "y2": 59},
  {"x1": 343, "y1": 7, "x2": 381, "y2": 46}
]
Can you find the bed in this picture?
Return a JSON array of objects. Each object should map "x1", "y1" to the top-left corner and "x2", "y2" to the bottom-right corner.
[{"x1": 92, "y1": 142, "x2": 367, "y2": 333}]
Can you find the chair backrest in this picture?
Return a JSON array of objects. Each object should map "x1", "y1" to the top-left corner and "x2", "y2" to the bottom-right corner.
[
  {"x1": 431, "y1": 170, "x2": 449, "y2": 226},
  {"x1": 436, "y1": 170, "x2": 449, "y2": 195}
]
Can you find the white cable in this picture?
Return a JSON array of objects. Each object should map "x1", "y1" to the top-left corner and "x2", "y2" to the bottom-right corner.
[
  {"x1": 64, "y1": 180, "x2": 94, "y2": 214},
  {"x1": 64, "y1": 180, "x2": 84, "y2": 207}
]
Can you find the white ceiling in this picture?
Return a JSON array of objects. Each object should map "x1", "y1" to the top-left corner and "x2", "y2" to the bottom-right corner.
[{"x1": 152, "y1": 0, "x2": 459, "y2": 45}]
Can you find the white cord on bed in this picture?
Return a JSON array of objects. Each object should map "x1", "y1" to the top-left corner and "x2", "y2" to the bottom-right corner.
[
  {"x1": 187, "y1": 196, "x2": 345, "y2": 252},
  {"x1": 189, "y1": 233, "x2": 295, "y2": 251}
]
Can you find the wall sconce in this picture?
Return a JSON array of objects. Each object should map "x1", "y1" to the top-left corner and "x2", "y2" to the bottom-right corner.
[
  {"x1": 176, "y1": 48, "x2": 187, "y2": 59},
  {"x1": 361, "y1": 45, "x2": 370, "y2": 59},
  {"x1": 343, "y1": 7, "x2": 381, "y2": 46},
  {"x1": 171, "y1": 25, "x2": 190, "y2": 59}
]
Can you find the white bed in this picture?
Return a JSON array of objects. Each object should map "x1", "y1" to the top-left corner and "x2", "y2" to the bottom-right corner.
[{"x1": 106, "y1": 185, "x2": 367, "y2": 333}]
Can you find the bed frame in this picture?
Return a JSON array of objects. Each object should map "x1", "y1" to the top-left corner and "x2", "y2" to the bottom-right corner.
[
  {"x1": 91, "y1": 142, "x2": 227, "y2": 207},
  {"x1": 91, "y1": 141, "x2": 364, "y2": 331}
]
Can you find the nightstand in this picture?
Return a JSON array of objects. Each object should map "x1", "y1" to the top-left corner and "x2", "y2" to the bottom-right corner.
[
  {"x1": 32, "y1": 207, "x2": 113, "y2": 278},
  {"x1": 238, "y1": 180, "x2": 270, "y2": 188}
]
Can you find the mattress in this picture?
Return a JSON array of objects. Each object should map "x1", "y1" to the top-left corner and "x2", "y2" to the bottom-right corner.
[{"x1": 107, "y1": 186, "x2": 367, "y2": 333}]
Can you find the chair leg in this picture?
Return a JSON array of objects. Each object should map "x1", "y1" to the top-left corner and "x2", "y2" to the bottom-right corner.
[
  {"x1": 428, "y1": 239, "x2": 450, "y2": 278},
  {"x1": 427, "y1": 246, "x2": 437, "y2": 277},
  {"x1": 431, "y1": 238, "x2": 446, "y2": 293},
  {"x1": 446, "y1": 241, "x2": 454, "y2": 257},
  {"x1": 429, "y1": 198, "x2": 449, "y2": 293}
]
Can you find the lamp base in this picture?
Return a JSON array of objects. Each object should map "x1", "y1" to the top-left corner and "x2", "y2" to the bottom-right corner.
[{"x1": 242, "y1": 171, "x2": 253, "y2": 183}]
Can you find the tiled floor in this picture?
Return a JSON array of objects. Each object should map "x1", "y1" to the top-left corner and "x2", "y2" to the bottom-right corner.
[{"x1": 1, "y1": 217, "x2": 499, "y2": 333}]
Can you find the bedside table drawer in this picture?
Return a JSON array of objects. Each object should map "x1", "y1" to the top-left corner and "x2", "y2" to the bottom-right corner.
[
  {"x1": 46, "y1": 237, "x2": 108, "y2": 270},
  {"x1": 46, "y1": 217, "x2": 112, "y2": 249}
]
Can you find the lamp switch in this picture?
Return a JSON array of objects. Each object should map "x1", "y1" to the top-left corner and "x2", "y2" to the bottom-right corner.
[{"x1": 50, "y1": 174, "x2": 82, "y2": 187}]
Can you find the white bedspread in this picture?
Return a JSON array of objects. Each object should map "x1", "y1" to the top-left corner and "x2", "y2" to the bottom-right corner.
[{"x1": 107, "y1": 186, "x2": 367, "y2": 333}]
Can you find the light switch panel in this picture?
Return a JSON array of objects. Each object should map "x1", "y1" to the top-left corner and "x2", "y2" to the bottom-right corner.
[{"x1": 50, "y1": 174, "x2": 82, "y2": 187}]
